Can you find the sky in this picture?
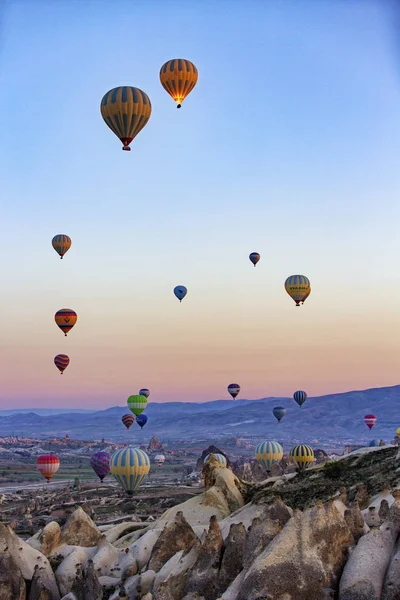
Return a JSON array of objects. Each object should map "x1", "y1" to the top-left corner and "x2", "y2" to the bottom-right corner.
[{"x1": 0, "y1": 0, "x2": 400, "y2": 408}]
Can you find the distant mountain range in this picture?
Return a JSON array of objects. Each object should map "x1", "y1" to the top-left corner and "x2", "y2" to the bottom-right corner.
[{"x1": 1, "y1": 385, "x2": 399, "y2": 448}]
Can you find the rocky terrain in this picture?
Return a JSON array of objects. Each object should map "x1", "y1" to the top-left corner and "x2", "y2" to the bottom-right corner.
[{"x1": 0, "y1": 445, "x2": 400, "y2": 599}]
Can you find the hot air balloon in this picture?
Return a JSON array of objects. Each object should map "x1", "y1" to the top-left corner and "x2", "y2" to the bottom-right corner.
[
  {"x1": 136, "y1": 414, "x2": 148, "y2": 429},
  {"x1": 396, "y1": 428, "x2": 400, "y2": 437},
  {"x1": 228, "y1": 383, "x2": 240, "y2": 399},
  {"x1": 122, "y1": 414, "x2": 135, "y2": 430},
  {"x1": 204, "y1": 453, "x2": 227, "y2": 467},
  {"x1": 127, "y1": 394, "x2": 148, "y2": 417},
  {"x1": 160, "y1": 59, "x2": 198, "y2": 108},
  {"x1": 249, "y1": 252, "x2": 260, "y2": 267},
  {"x1": 100, "y1": 86, "x2": 152, "y2": 151},
  {"x1": 36, "y1": 455, "x2": 60, "y2": 482},
  {"x1": 255, "y1": 441, "x2": 283, "y2": 472},
  {"x1": 139, "y1": 388, "x2": 150, "y2": 399},
  {"x1": 364, "y1": 414, "x2": 376, "y2": 430},
  {"x1": 289, "y1": 445, "x2": 314, "y2": 471},
  {"x1": 54, "y1": 354, "x2": 70, "y2": 374},
  {"x1": 90, "y1": 451, "x2": 110, "y2": 482},
  {"x1": 368, "y1": 439, "x2": 382, "y2": 447},
  {"x1": 52, "y1": 234, "x2": 71, "y2": 259},
  {"x1": 110, "y1": 447, "x2": 150, "y2": 495},
  {"x1": 154, "y1": 454, "x2": 165, "y2": 467},
  {"x1": 174, "y1": 286, "x2": 187, "y2": 302},
  {"x1": 55, "y1": 309, "x2": 77, "y2": 336},
  {"x1": 285, "y1": 275, "x2": 311, "y2": 306},
  {"x1": 273, "y1": 407, "x2": 286, "y2": 423},
  {"x1": 293, "y1": 390, "x2": 307, "y2": 407}
]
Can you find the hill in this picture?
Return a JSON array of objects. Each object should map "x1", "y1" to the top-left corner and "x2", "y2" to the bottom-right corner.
[{"x1": 1, "y1": 385, "x2": 399, "y2": 448}]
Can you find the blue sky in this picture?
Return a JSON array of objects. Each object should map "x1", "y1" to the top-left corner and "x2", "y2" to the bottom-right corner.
[{"x1": 0, "y1": 0, "x2": 400, "y2": 407}]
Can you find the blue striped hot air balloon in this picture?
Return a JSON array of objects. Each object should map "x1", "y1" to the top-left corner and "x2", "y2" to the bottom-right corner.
[
  {"x1": 273, "y1": 407, "x2": 286, "y2": 423},
  {"x1": 255, "y1": 441, "x2": 283, "y2": 472},
  {"x1": 110, "y1": 447, "x2": 150, "y2": 495},
  {"x1": 204, "y1": 453, "x2": 227, "y2": 467},
  {"x1": 293, "y1": 390, "x2": 307, "y2": 408}
]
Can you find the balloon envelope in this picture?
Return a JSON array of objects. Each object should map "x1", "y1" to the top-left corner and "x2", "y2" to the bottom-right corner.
[
  {"x1": 293, "y1": 390, "x2": 307, "y2": 407},
  {"x1": 285, "y1": 275, "x2": 311, "y2": 306},
  {"x1": 54, "y1": 354, "x2": 69, "y2": 374},
  {"x1": 174, "y1": 286, "x2": 187, "y2": 302},
  {"x1": 122, "y1": 414, "x2": 135, "y2": 429},
  {"x1": 37, "y1": 454, "x2": 60, "y2": 481},
  {"x1": 255, "y1": 441, "x2": 283, "y2": 472},
  {"x1": 160, "y1": 59, "x2": 198, "y2": 108},
  {"x1": 127, "y1": 395, "x2": 148, "y2": 417},
  {"x1": 249, "y1": 252, "x2": 260, "y2": 266},
  {"x1": 364, "y1": 414, "x2": 376, "y2": 430},
  {"x1": 100, "y1": 86, "x2": 152, "y2": 151},
  {"x1": 154, "y1": 454, "x2": 165, "y2": 466},
  {"x1": 204, "y1": 453, "x2": 227, "y2": 467},
  {"x1": 55, "y1": 309, "x2": 77, "y2": 336},
  {"x1": 139, "y1": 388, "x2": 150, "y2": 398},
  {"x1": 110, "y1": 447, "x2": 150, "y2": 494},
  {"x1": 273, "y1": 407, "x2": 286, "y2": 422},
  {"x1": 289, "y1": 445, "x2": 314, "y2": 471},
  {"x1": 368, "y1": 439, "x2": 381, "y2": 447},
  {"x1": 227, "y1": 383, "x2": 240, "y2": 399},
  {"x1": 136, "y1": 414, "x2": 148, "y2": 429},
  {"x1": 52, "y1": 234, "x2": 71, "y2": 259},
  {"x1": 90, "y1": 451, "x2": 110, "y2": 482}
]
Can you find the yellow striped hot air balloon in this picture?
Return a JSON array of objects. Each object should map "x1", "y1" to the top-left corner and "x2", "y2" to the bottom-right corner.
[
  {"x1": 289, "y1": 445, "x2": 314, "y2": 471},
  {"x1": 285, "y1": 275, "x2": 311, "y2": 307},
  {"x1": 52, "y1": 235, "x2": 71, "y2": 259},
  {"x1": 255, "y1": 441, "x2": 283, "y2": 472},
  {"x1": 160, "y1": 59, "x2": 198, "y2": 108},
  {"x1": 203, "y1": 453, "x2": 227, "y2": 467},
  {"x1": 127, "y1": 394, "x2": 148, "y2": 417},
  {"x1": 110, "y1": 447, "x2": 150, "y2": 495},
  {"x1": 100, "y1": 86, "x2": 152, "y2": 151}
]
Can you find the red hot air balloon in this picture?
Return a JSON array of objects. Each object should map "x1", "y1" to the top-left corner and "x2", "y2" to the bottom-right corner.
[
  {"x1": 37, "y1": 455, "x2": 60, "y2": 482},
  {"x1": 54, "y1": 354, "x2": 70, "y2": 374},
  {"x1": 364, "y1": 414, "x2": 377, "y2": 430},
  {"x1": 122, "y1": 414, "x2": 135, "y2": 430},
  {"x1": 228, "y1": 383, "x2": 240, "y2": 399}
]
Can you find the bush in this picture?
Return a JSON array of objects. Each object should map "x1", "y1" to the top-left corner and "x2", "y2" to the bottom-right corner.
[{"x1": 323, "y1": 460, "x2": 350, "y2": 479}]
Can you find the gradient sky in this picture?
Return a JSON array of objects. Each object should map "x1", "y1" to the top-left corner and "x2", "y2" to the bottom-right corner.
[{"x1": 1, "y1": 0, "x2": 400, "y2": 408}]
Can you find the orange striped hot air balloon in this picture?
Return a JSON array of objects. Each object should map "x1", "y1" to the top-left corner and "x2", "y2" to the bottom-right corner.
[
  {"x1": 55, "y1": 309, "x2": 77, "y2": 336},
  {"x1": 122, "y1": 414, "x2": 135, "y2": 430},
  {"x1": 160, "y1": 59, "x2": 198, "y2": 108},
  {"x1": 54, "y1": 354, "x2": 70, "y2": 374},
  {"x1": 36, "y1": 455, "x2": 60, "y2": 482},
  {"x1": 52, "y1": 234, "x2": 71, "y2": 259}
]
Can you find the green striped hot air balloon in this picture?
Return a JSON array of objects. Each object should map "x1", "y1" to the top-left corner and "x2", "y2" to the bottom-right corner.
[{"x1": 127, "y1": 394, "x2": 148, "y2": 417}]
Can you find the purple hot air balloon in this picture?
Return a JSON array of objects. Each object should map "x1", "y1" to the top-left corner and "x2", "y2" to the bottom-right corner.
[{"x1": 90, "y1": 451, "x2": 110, "y2": 482}]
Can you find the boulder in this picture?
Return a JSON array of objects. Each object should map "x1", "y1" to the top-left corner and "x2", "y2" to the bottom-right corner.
[
  {"x1": 344, "y1": 502, "x2": 366, "y2": 542},
  {"x1": 61, "y1": 508, "x2": 101, "y2": 547},
  {"x1": 0, "y1": 552, "x2": 25, "y2": 600},
  {"x1": 238, "y1": 501, "x2": 352, "y2": 600},
  {"x1": 182, "y1": 516, "x2": 224, "y2": 600},
  {"x1": 55, "y1": 547, "x2": 96, "y2": 596},
  {"x1": 105, "y1": 521, "x2": 141, "y2": 545},
  {"x1": 39, "y1": 522, "x2": 62, "y2": 557},
  {"x1": 148, "y1": 512, "x2": 198, "y2": 573}
]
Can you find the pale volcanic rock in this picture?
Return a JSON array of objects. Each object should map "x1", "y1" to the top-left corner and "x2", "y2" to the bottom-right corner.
[
  {"x1": 61, "y1": 508, "x2": 102, "y2": 547},
  {"x1": 0, "y1": 552, "x2": 26, "y2": 600},
  {"x1": 29, "y1": 563, "x2": 61, "y2": 600},
  {"x1": 70, "y1": 560, "x2": 102, "y2": 600},
  {"x1": 129, "y1": 529, "x2": 162, "y2": 571},
  {"x1": 218, "y1": 522, "x2": 246, "y2": 592},
  {"x1": 237, "y1": 501, "x2": 352, "y2": 600},
  {"x1": 38, "y1": 522, "x2": 62, "y2": 557},
  {"x1": 148, "y1": 512, "x2": 198, "y2": 573},
  {"x1": 55, "y1": 546, "x2": 96, "y2": 596},
  {"x1": 339, "y1": 509, "x2": 400, "y2": 600},
  {"x1": 182, "y1": 516, "x2": 224, "y2": 600},
  {"x1": 104, "y1": 521, "x2": 141, "y2": 545},
  {"x1": 0, "y1": 523, "x2": 59, "y2": 597},
  {"x1": 382, "y1": 539, "x2": 400, "y2": 600},
  {"x1": 153, "y1": 546, "x2": 200, "y2": 599}
]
